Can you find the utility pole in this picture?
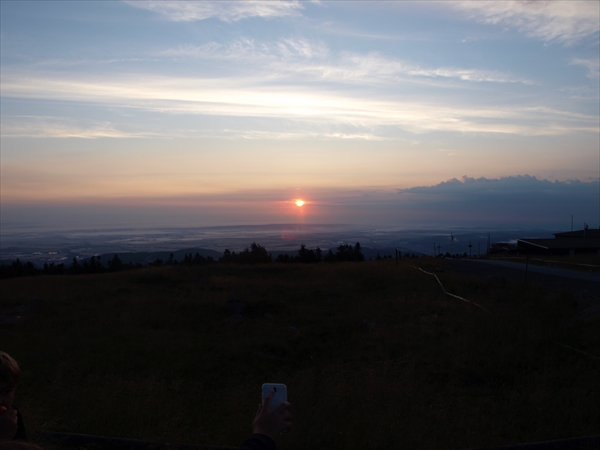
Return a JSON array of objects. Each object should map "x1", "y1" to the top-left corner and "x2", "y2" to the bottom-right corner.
[
  {"x1": 571, "y1": 215, "x2": 573, "y2": 236},
  {"x1": 468, "y1": 241, "x2": 472, "y2": 258},
  {"x1": 487, "y1": 234, "x2": 490, "y2": 257}
]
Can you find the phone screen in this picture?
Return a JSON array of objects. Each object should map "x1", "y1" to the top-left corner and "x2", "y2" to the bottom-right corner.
[{"x1": 261, "y1": 383, "x2": 287, "y2": 409}]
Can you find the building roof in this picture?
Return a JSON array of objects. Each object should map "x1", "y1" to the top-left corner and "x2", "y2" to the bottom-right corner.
[
  {"x1": 518, "y1": 237, "x2": 600, "y2": 250},
  {"x1": 554, "y1": 229, "x2": 600, "y2": 239}
]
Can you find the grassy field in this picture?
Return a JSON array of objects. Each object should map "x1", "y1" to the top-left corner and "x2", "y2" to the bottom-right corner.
[{"x1": 1, "y1": 258, "x2": 599, "y2": 449}]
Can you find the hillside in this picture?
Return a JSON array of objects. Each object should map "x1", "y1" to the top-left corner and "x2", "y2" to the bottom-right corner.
[{"x1": 1, "y1": 258, "x2": 598, "y2": 449}]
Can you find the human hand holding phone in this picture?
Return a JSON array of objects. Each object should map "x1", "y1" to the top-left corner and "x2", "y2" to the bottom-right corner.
[
  {"x1": 261, "y1": 383, "x2": 287, "y2": 409},
  {"x1": 252, "y1": 384, "x2": 292, "y2": 440}
]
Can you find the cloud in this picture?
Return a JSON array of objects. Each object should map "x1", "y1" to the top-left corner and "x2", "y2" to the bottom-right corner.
[
  {"x1": 559, "y1": 85, "x2": 600, "y2": 101},
  {"x1": 397, "y1": 175, "x2": 600, "y2": 227},
  {"x1": 2, "y1": 73, "x2": 597, "y2": 137},
  {"x1": 211, "y1": 129, "x2": 384, "y2": 141},
  {"x1": 570, "y1": 58, "x2": 600, "y2": 79},
  {"x1": 163, "y1": 37, "x2": 329, "y2": 62},
  {"x1": 162, "y1": 39, "x2": 532, "y2": 85},
  {"x1": 455, "y1": 1, "x2": 600, "y2": 46},
  {"x1": 401, "y1": 174, "x2": 599, "y2": 196},
  {"x1": 126, "y1": 0, "x2": 303, "y2": 22},
  {"x1": 277, "y1": 38, "x2": 330, "y2": 59},
  {"x1": 0, "y1": 116, "x2": 157, "y2": 139},
  {"x1": 288, "y1": 52, "x2": 533, "y2": 85}
]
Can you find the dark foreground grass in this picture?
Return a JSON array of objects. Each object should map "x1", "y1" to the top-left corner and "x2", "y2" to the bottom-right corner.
[{"x1": 1, "y1": 258, "x2": 599, "y2": 449}]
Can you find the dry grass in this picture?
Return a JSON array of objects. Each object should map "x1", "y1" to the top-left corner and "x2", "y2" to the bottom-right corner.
[{"x1": 1, "y1": 258, "x2": 599, "y2": 449}]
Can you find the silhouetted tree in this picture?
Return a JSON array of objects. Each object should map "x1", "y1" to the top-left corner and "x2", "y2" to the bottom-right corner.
[
  {"x1": 86, "y1": 255, "x2": 103, "y2": 273},
  {"x1": 219, "y1": 244, "x2": 271, "y2": 264},
  {"x1": 108, "y1": 254, "x2": 124, "y2": 272},
  {"x1": 42, "y1": 262, "x2": 65, "y2": 275},
  {"x1": 230, "y1": 243, "x2": 272, "y2": 264},
  {"x1": 315, "y1": 247, "x2": 322, "y2": 262},
  {"x1": 0, "y1": 259, "x2": 39, "y2": 278},
  {"x1": 70, "y1": 258, "x2": 82, "y2": 274},
  {"x1": 249, "y1": 242, "x2": 271, "y2": 263},
  {"x1": 167, "y1": 253, "x2": 176, "y2": 265},
  {"x1": 327, "y1": 242, "x2": 365, "y2": 262},
  {"x1": 298, "y1": 244, "x2": 324, "y2": 263},
  {"x1": 298, "y1": 244, "x2": 316, "y2": 263},
  {"x1": 220, "y1": 249, "x2": 234, "y2": 263},
  {"x1": 324, "y1": 249, "x2": 336, "y2": 262},
  {"x1": 353, "y1": 242, "x2": 365, "y2": 261}
]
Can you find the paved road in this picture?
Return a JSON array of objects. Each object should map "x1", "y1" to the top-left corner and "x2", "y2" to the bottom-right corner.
[
  {"x1": 447, "y1": 258, "x2": 599, "y2": 295},
  {"x1": 468, "y1": 259, "x2": 599, "y2": 282}
]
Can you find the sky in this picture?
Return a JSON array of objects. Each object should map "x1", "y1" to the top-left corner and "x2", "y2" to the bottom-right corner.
[{"x1": 1, "y1": 1, "x2": 599, "y2": 231}]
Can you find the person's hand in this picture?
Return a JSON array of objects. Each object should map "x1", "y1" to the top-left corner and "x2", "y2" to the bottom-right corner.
[
  {"x1": 0, "y1": 406, "x2": 18, "y2": 440},
  {"x1": 251, "y1": 389, "x2": 292, "y2": 441}
]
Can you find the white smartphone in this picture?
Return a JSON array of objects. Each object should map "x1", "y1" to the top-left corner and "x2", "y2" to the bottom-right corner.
[{"x1": 261, "y1": 383, "x2": 287, "y2": 409}]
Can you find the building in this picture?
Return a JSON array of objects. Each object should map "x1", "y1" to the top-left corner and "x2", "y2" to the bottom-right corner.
[{"x1": 517, "y1": 228, "x2": 600, "y2": 256}]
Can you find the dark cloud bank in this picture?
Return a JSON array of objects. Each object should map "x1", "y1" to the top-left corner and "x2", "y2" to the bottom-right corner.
[{"x1": 396, "y1": 175, "x2": 599, "y2": 228}]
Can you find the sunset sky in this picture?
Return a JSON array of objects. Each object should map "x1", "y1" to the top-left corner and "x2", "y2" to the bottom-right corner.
[{"x1": 1, "y1": 1, "x2": 599, "y2": 230}]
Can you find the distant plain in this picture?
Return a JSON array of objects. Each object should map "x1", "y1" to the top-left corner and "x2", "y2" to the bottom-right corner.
[{"x1": 0, "y1": 224, "x2": 558, "y2": 267}]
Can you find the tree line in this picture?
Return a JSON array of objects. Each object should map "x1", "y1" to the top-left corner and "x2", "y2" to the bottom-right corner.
[
  {"x1": 220, "y1": 242, "x2": 365, "y2": 264},
  {"x1": 0, "y1": 242, "x2": 365, "y2": 279}
]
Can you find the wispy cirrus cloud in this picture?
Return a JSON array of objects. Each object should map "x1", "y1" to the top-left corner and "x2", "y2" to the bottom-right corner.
[
  {"x1": 559, "y1": 85, "x2": 600, "y2": 101},
  {"x1": 570, "y1": 57, "x2": 600, "y2": 79},
  {"x1": 164, "y1": 38, "x2": 533, "y2": 85},
  {"x1": 438, "y1": 149, "x2": 456, "y2": 157},
  {"x1": 219, "y1": 130, "x2": 384, "y2": 141},
  {"x1": 163, "y1": 37, "x2": 329, "y2": 62},
  {"x1": 455, "y1": 1, "x2": 599, "y2": 46},
  {"x1": 0, "y1": 116, "x2": 157, "y2": 139},
  {"x1": 126, "y1": 0, "x2": 303, "y2": 22},
  {"x1": 1, "y1": 73, "x2": 596, "y2": 137},
  {"x1": 310, "y1": 52, "x2": 532, "y2": 85}
]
